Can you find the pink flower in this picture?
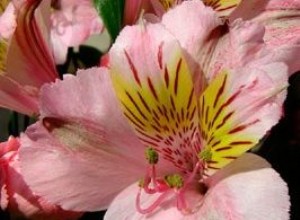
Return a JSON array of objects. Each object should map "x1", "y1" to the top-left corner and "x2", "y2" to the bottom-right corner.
[
  {"x1": 50, "y1": 0, "x2": 104, "y2": 64},
  {"x1": 0, "y1": 0, "x2": 58, "y2": 116},
  {"x1": 17, "y1": 1, "x2": 298, "y2": 219},
  {"x1": 0, "y1": 136, "x2": 81, "y2": 219}
]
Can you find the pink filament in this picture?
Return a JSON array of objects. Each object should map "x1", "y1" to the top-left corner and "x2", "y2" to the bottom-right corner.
[
  {"x1": 176, "y1": 190, "x2": 188, "y2": 211},
  {"x1": 175, "y1": 161, "x2": 203, "y2": 212},
  {"x1": 183, "y1": 161, "x2": 202, "y2": 190},
  {"x1": 136, "y1": 160, "x2": 204, "y2": 214},
  {"x1": 143, "y1": 165, "x2": 158, "y2": 194},
  {"x1": 136, "y1": 188, "x2": 171, "y2": 214}
]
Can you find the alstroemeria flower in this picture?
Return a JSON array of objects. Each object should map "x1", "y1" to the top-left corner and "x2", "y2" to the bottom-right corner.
[
  {"x1": 0, "y1": 136, "x2": 81, "y2": 219},
  {"x1": 18, "y1": 1, "x2": 295, "y2": 219},
  {"x1": 50, "y1": 0, "x2": 104, "y2": 64},
  {"x1": 0, "y1": 0, "x2": 58, "y2": 115}
]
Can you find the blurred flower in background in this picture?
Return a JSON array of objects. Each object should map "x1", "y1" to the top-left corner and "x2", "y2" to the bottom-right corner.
[
  {"x1": 0, "y1": 136, "x2": 81, "y2": 219},
  {"x1": 0, "y1": 0, "x2": 58, "y2": 116}
]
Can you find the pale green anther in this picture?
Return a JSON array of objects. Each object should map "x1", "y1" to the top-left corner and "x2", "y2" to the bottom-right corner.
[
  {"x1": 165, "y1": 174, "x2": 184, "y2": 189},
  {"x1": 198, "y1": 148, "x2": 212, "y2": 161},
  {"x1": 145, "y1": 147, "x2": 159, "y2": 164}
]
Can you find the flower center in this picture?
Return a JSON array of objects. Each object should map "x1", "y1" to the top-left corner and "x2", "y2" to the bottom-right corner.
[{"x1": 136, "y1": 147, "x2": 207, "y2": 215}]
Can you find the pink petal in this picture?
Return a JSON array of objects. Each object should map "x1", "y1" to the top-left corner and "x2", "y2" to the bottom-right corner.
[
  {"x1": 231, "y1": 0, "x2": 300, "y2": 20},
  {"x1": 105, "y1": 154, "x2": 290, "y2": 220},
  {"x1": 162, "y1": 0, "x2": 221, "y2": 52},
  {"x1": 161, "y1": 0, "x2": 221, "y2": 82},
  {"x1": 0, "y1": 76, "x2": 39, "y2": 116},
  {"x1": 230, "y1": 0, "x2": 300, "y2": 75},
  {"x1": 0, "y1": 137, "x2": 81, "y2": 219},
  {"x1": 20, "y1": 123, "x2": 145, "y2": 212},
  {"x1": 50, "y1": 28, "x2": 69, "y2": 64},
  {"x1": 204, "y1": 153, "x2": 290, "y2": 220},
  {"x1": 20, "y1": 68, "x2": 175, "y2": 211},
  {"x1": 205, "y1": 19, "x2": 299, "y2": 81}
]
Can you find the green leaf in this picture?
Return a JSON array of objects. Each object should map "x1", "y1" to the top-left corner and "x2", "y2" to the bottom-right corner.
[{"x1": 93, "y1": 0, "x2": 125, "y2": 41}]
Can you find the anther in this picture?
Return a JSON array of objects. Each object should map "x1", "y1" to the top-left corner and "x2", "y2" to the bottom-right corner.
[
  {"x1": 145, "y1": 147, "x2": 159, "y2": 164},
  {"x1": 165, "y1": 174, "x2": 184, "y2": 189},
  {"x1": 198, "y1": 147, "x2": 212, "y2": 162}
]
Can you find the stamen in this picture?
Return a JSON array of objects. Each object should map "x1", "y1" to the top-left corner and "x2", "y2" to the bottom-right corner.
[
  {"x1": 143, "y1": 165, "x2": 158, "y2": 194},
  {"x1": 145, "y1": 147, "x2": 159, "y2": 165},
  {"x1": 136, "y1": 187, "x2": 171, "y2": 214},
  {"x1": 183, "y1": 161, "x2": 202, "y2": 190},
  {"x1": 174, "y1": 162, "x2": 203, "y2": 214},
  {"x1": 198, "y1": 147, "x2": 212, "y2": 162},
  {"x1": 176, "y1": 190, "x2": 188, "y2": 212},
  {"x1": 136, "y1": 148, "x2": 207, "y2": 215},
  {"x1": 165, "y1": 174, "x2": 184, "y2": 189}
]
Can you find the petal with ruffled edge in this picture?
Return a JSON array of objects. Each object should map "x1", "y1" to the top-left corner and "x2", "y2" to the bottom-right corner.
[
  {"x1": 199, "y1": 62, "x2": 288, "y2": 176},
  {"x1": 162, "y1": 1, "x2": 300, "y2": 82},
  {"x1": 230, "y1": 0, "x2": 300, "y2": 75},
  {"x1": 109, "y1": 22, "x2": 206, "y2": 172},
  {"x1": 202, "y1": 19, "x2": 299, "y2": 82},
  {"x1": 104, "y1": 153, "x2": 290, "y2": 220},
  {"x1": 20, "y1": 67, "x2": 176, "y2": 212},
  {"x1": 0, "y1": 137, "x2": 81, "y2": 219}
]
